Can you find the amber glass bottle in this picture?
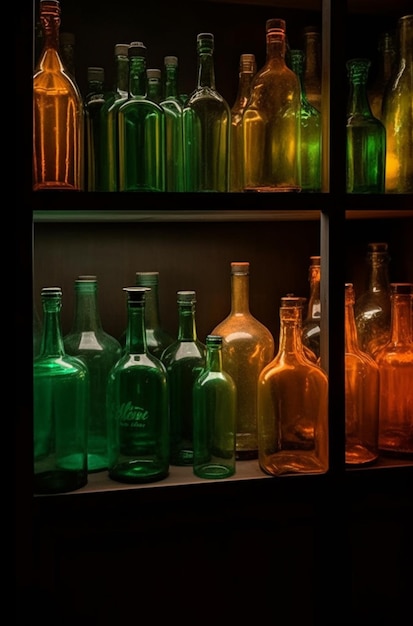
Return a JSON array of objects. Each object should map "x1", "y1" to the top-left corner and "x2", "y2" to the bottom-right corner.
[
  {"x1": 367, "y1": 31, "x2": 396, "y2": 121},
  {"x1": 302, "y1": 256, "x2": 321, "y2": 362},
  {"x1": 344, "y1": 283, "x2": 379, "y2": 466},
  {"x1": 258, "y1": 296, "x2": 328, "y2": 475},
  {"x1": 211, "y1": 262, "x2": 274, "y2": 459},
  {"x1": 33, "y1": 0, "x2": 83, "y2": 191},
  {"x1": 302, "y1": 25, "x2": 322, "y2": 112},
  {"x1": 375, "y1": 283, "x2": 413, "y2": 457}
]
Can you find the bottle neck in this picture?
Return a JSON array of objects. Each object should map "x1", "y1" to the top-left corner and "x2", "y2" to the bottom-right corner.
[
  {"x1": 40, "y1": 298, "x2": 65, "y2": 357},
  {"x1": 266, "y1": 32, "x2": 286, "y2": 65},
  {"x1": 290, "y1": 54, "x2": 308, "y2": 106},
  {"x1": 129, "y1": 57, "x2": 147, "y2": 98},
  {"x1": 116, "y1": 56, "x2": 129, "y2": 97},
  {"x1": 126, "y1": 302, "x2": 147, "y2": 354},
  {"x1": 304, "y1": 34, "x2": 321, "y2": 81},
  {"x1": 230, "y1": 273, "x2": 250, "y2": 314},
  {"x1": 177, "y1": 303, "x2": 198, "y2": 341},
  {"x1": 164, "y1": 66, "x2": 179, "y2": 99},
  {"x1": 399, "y1": 17, "x2": 413, "y2": 64},
  {"x1": 233, "y1": 71, "x2": 255, "y2": 109},
  {"x1": 147, "y1": 77, "x2": 161, "y2": 102},
  {"x1": 367, "y1": 253, "x2": 390, "y2": 291},
  {"x1": 206, "y1": 345, "x2": 223, "y2": 372},
  {"x1": 347, "y1": 67, "x2": 372, "y2": 116},
  {"x1": 306, "y1": 267, "x2": 321, "y2": 321},
  {"x1": 143, "y1": 285, "x2": 162, "y2": 329},
  {"x1": 390, "y1": 293, "x2": 412, "y2": 344},
  {"x1": 197, "y1": 52, "x2": 216, "y2": 89},
  {"x1": 40, "y1": 8, "x2": 60, "y2": 54},
  {"x1": 278, "y1": 307, "x2": 304, "y2": 358},
  {"x1": 344, "y1": 292, "x2": 360, "y2": 353},
  {"x1": 71, "y1": 287, "x2": 102, "y2": 332}
]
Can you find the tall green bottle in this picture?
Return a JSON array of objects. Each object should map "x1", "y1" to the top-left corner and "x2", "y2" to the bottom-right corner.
[
  {"x1": 64, "y1": 276, "x2": 122, "y2": 472},
  {"x1": 100, "y1": 43, "x2": 130, "y2": 191},
  {"x1": 107, "y1": 287, "x2": 169, "y2": 483},
  {"x1": 193, "y1": 335, "x2": 236, "y2": 480},
  {"x1": 161, "y1": 291, "x2": 206, "y2": 465},
  {"x1": 290, "y1": 49, "x2": 321, "y2": 192},
  {"x1": 34, "y1": 287, "x2": 89, "y2": 494},
  {"x1": 183, "y1": 33, "x2": 231, "y2": 192},
  {"x1": 346, "y1": 58, "x2": 386, "y2": 193},
  {"x1": 118, "y1": 41, "x2": 166, "y2": 192},
  {"x1": 160, "y1": 56, "x2": 185, "y2": 191}
]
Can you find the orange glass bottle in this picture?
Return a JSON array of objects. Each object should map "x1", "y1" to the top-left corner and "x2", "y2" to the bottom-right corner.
[
  {"x1": 33, "y1": 0, "x2": 83, "y2": 191},
  {"x1": 258, "y1": 296, "x2": 328, "y2": 475},
  {"x1": 375, "y1": 283, "x2": 413, "y2": 457},
  {"x1": 211, "y1": 262, "x2": 274, "y2": 459},
  {"x1": 344, "y1": 283, "x2": 379, "y2": 466}
]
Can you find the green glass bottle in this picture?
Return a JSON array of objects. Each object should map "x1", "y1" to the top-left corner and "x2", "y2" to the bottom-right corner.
[
  {"x1": 33, "y1": 303, "x2": 42, "y2": 358},
  {"x1": 183, "y1": 33, "x2": 231, "y2": 192},
  {"x1": 64, "y1": 276, "x2": 122, "y2": 473},
  {"x1": 193, "y1": 335, "x2": 236, "y2": 480},
  {"x1": 243, "y1": 18, "x2": 301, "y2": 192},
  {"x1": 34, "y1": 287, "x2": 89, "y2": 494},
  {"x1": 230, "y1": 53, "x2": 256, "y2": 192},
  {"x1": 118, "y1": 41, "x2": 166, "y2": 192},
  {"x1": 161, "y1": 290, "x2": 206, "y2": 466},
  {"x1": 346, "y1": 58, "x2": 386, "y2": 193},
  {"x1": 85, "y1": 67, "x2": 107, "y2": 192},
  {"x1": 160, "y1": 56, "x2": 185, "y2": 192},
  {"x1": 146, "y1": 68, "x2": 162, "y2": 102},
  {"x1": 290, "y1": 49, "x2": 321, "y2": 192},
  {"x1": 258, "y1": 296, "x2": 329, "y2": 476},
  {"x1": 382, "y1": 14, "x2": 413, "y2": 193},
  {"x1": 99, "y1": 43, "x2": 130, "y2": 191},
  {"x1": 107, "y1": 287, "x2": 169, "y2": 483}
]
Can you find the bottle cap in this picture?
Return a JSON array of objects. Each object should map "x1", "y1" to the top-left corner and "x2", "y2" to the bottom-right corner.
[
  {"x1": 128, "y1": 42, "x2": 147, "y2": 57},
  {"x1": 115, "y1": 43, "x2": 130, "y2": 57},
  {"x1": 266, "y1": 19, "x2": 286, "y2": 34},
  {"x1": 310, "y1": 256, "x2": 321, "y2": 265},
  {"x1": 147, "y1": 69, "x2": 161, "y2": 79},
  {"x1": 197, "y1": 33, "x2": 214, "y2": 54},
  {"x1": 41, "y1": 287, "x2": 62, "y2": 297},
  {"x1": 135, "y1": 272, "x2": 159, "y2": 286},
  {"x1": 231, "y1": 262, "x2": 249, "y2": 275},
  {"x1": 177, "y1": 290, "x2": 196, "y2": 304},
  {"x1": 164, "y1": 55, "x2": 178, "y2": 66},
  {"x1": 88, "y1": 67, "x2": 104, "y2": 82},
  {"x1": 239, "y1": 53, "x2": 256, "y2": 73},
  {"x1": 206, "y1": 335, "x2": 222, "y2": 346},
  {"x1": 281, "y1": 295, "x2": 305, "y2": 308},
  {"x1": 123, "y1": 286, "x2": 150, "y2": 303},
  {"x1": 368, "y1": 242, "x2": 388, "y2": 253},
  {"x1": 390, "y1": 283, "x2": 413, "y2": 295}
]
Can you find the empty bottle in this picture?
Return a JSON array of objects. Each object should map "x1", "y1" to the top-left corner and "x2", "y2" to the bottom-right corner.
[
  {"x1": 161, "y1": 290, "x2": 206, "y2": 465},
  {"x1": 367, "y1": 31, "x2": 396, "y2": 121},
  {"x1": 193, "y1": 335, "x2": 237, "y2": 479},
  {"x1": 107, "y1": 287, "x2": 169, "y2": 483},
  {"x1": 34, "y1": 287, "x2": 89, "y2": 493},
  {"x1": 160, "y1": 56, "x2": 185, "y2": 191},
  {"x1": 302, "y1": 255, "x2": 321, "y2": 362},
  {"x1": 183, "y1": 33, "x2": 231, "y2": 192},
  {"x1": 302, "y1": 25, "x2": 322, "y2": 112}
]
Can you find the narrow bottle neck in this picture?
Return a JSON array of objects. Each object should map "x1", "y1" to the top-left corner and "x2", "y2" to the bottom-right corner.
[
  {"x1": 206, "y1": 345, "x2": 223, "y2": 372},
  {"x1": 231, "y1": 273, "x2": 250, "y2": 314},
  {"x1": 177, "y1": 303, "x2": 198, "y2": 341},
  {"x1": 164, "y1": 66, "x2": 179, "y2": 99},
  {"x1": 234, "y1": 72, "x2": 255, "y2": 107},
  {"x1": 40, "y1": 10, "x2": 60, "y2": 53},
  {"x1": 306, "y1": 268, "x2": 321, "y2": 320},
  {"x1": 143, "y1": 286, "x2": 161, "y2": 329},
  {"x1": 116, "y1": 56, "x2": 129, "y2": 96},
  {"x1": 399, "y1": 18, "x2": 413, "y2": 63},
  {"x1": 197, "y1": 52, "x2": 216, "y2": 89},
  {"x1": 40, "y1": 301, "x2": 65, "y2": 357},
  {"x1": 390, "y1": 294, "x2": 412, "y2": 344},
  {"x1": 129, "y1": 57, "x2": 147, "y2": 98},
  {"x1": 71, "y1": 289, "x2": 102, "y2": 332},
  {"x1": 345, "y1": 296, "x2": 360, "y2": 352},
  {"x1": 304, "y1": 35, "x2": 320, "y2": 79},
  {"x1": 278, "y1": 309, "x2": 304, "y2": 357},
  {"x1": 367, "y1": 254, "x2": 390, "y2": 292},
  {"x1": 266, "y1": 34, "x2": 286, "y2": 65},
  {"x1": 126, "y1": 303, "x2": 147, "y2": 354},
  {"x1": 348, "y1": 71, "x2": 372, "y2": 116}
]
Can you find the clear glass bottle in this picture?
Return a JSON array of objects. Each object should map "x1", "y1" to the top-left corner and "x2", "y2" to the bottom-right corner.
[
  {"x1": 100, "y1": 43, "x2": 130, "y2": 191},
  {"x1": 33, "y1": 0, "x2": 84, "y2": 191},
  {"x1": 257, "y1": 295, "x2": 329, "y2": 475},
  {"x1": 290, "y1": 49, "x2": 322, "y2": 192},
  {"x1": 230, "y1": 53, "x2": 256, "y2": 192},
  {"x1": 34, "y1": 287, "x2": 89, "y2": 493},
  {"x1": 382, "y1": 14, "x2": 413, "y2": 193},
  {"x1": 211, "y1": 262, "x2": 274, "y2": 460},
  {"x1": 118, "y1": 41, "x2": 166, "y2": 191},
  {"x1": 302, "y1": 256, "x2": 321, "y2": 362},
  {"x1": 367, "y1": 31, "x2": 396, "y2": 122},
  {"x1": 346, "y1": 58, "x2": 386, "y2": 193},
  {"x1": 107, "y1": 287, "x2": 169, "y2": 483},
  {"x1": 344, "y1": 283, "x2": 380, "y2": 466},
  {"x1": 64, "y1": 276, "x2": 122, "y2": 473},
  {"x1": 354, "y1": 242, "x2": 391, "y2": 357},
  {"x1": 161, "y1": 290, "x2": 206, "y2": 466},
  {"x1": 302, "y1": 25, "x2": 322, "y2": 112},
  {"x1": 193, "y1": 335, "x2": 237, "y2": 479},
  {"x1": 160, "y1": 56, "x2": 185, "y2": 192},
  {"x1": 85, "y1": 67, "x2": 107, "y2": 192},
  {"x1": 183, "y1": 32, "x2": 231, "y2": 192},
  {"x1": 243, "y1": 18, "x2": 301, "y2": 192},
  {"x1": 146, "y1": 68, "x2": 162, "y2": 102},
  {"x1": 59, "y1": 31, "x2": 76, "y2": 80},
  {"x1": 375, "y1": 283, "x2": 413, "y2": 457}
]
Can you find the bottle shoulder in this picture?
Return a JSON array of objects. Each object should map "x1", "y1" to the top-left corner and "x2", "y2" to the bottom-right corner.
[{"x1": 161, "y1": 339, "x2": 206, "y2": 363}]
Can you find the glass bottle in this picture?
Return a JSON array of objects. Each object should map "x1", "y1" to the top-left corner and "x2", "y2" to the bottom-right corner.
[
  {"x1": 375, "y1": 283, "x2": 413, "y2": 457},
  {"x1": 302, "y1": 25, "x2": 322, "y2": 112},
  {"x1": 243, "y1": 18, "x2": 301, "y2": 192},
  {"x1": 100, "y1": 43, "x2": 130, "y2": 191},
  {"x1": 354, "y1": 242, "x2": 391, "y2": 357},
  {"x1": 107, "y1": 287, "x2": 169, "y2": 483},
  {"x1": 33, "y1": 302, "x2": 42, "y2": 358},
  {"x1": 382, "y1": 14, "x2": 413, "y2": 193},
  {"x1": 211, "y1": 262, "x2": 274, "y2": 459},
  {"x1": 193, "y1": 335, "x2": 237, "y2": 479},
  {"x1": 302, "y1": 256, "x2": 321, "y2": 362},
  {"x1": 33, "y1": 0, "x2": 84, "y2": 191},
  {"x1": 64, "y1": 276, "x2": 122, "y2": 473},
  {"x1": 161, "y1": 291, "x2": 206, "y2": 466},
  {"x1": 183, "y1": 32, "x2": 231, "y2": 192},
  {"x1": 346, "y1": 58, "x2": 386, "y2": 193},
  {"x1": 118, "y1": 41, "x2": 166, "y2": 192},
  {"x1": 85, "y1": 67, "x2": 107, "y2": 192},
  {"x1": 160, "y1": 55, "x2": 185, "y2": 192},
  {"x1": 146, "y1": 68, "x2": 162, "y2": 102},
  {"x1": 290, "y1": 49, "x2": 322, "y2": 192},
  {"x1": 119, "y1": 271, "x2": 174, "y2": 358},
  {"x1": 59, "y1": 31, "x2": 76, "y2": 80},
  {"x1": 344, "y1": 283, "x2": 379, "y2": 466},
  {"x1": 230, "y1": 53, "x2": 256, "y2": 192},
  {"x1": 257, "y1": 295, "x2": 329, "y2": 476},
  {"x1": 34, "y1": 287, "x2": 89, "y2": 494},
  {"x1": 367, "y1": 31, "x2": 396, "y2": 122}
]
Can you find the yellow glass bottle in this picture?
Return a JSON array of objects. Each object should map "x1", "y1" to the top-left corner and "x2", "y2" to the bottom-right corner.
[
  {"x1": 367, "y1": 31, "x2": 396, "y2": 122},
  {"x1": 258, "y1": 295, "x2": 328, "y2": 475},
  {"x1": 344, "y1": 283, "x2": 379, "y2": 466},
  {"x1": 211, "y1": 262, "x2": 274, "y2": 460},
  {"x1": 33, "y1": 0, "x2": 84, "y2": 191}
]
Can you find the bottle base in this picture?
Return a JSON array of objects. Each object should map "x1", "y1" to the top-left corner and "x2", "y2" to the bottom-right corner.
[{"x1": 109, "y1": 460, "x2": 169, "y2": 484}]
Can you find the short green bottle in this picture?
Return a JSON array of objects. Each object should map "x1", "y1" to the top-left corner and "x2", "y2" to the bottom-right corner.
[
  {"x1": 193, "y1": 335, "x2": 236, "y2": 479},
  {"x1": 64, "y1": 276, "x2": 122, "y2": 473},
  {"x1": 107, "y1": 287, "x2": 169, "y2": 483},
  {"x1": 161, "y1": 290, "x2": 206, "y2": 466},
  {"x1": 34, "y1": 287, "x2": 89, "y2": 494}
]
